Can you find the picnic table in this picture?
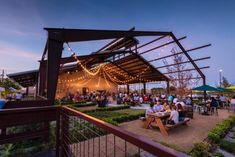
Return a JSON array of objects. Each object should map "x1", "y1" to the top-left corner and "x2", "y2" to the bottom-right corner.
[
  {"x1": 143, "y1": 112, "x2": 190, "y2": 136},
  {"x1": 143, "y1": 112, "x2": 170, "y2": 136}
]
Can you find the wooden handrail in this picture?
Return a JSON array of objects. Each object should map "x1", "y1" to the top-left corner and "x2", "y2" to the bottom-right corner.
[{"x1": 62, "y1": 106, "x2": 188, "y2": 157}]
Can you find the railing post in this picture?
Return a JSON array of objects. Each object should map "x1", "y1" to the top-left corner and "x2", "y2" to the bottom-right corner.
[
  {"x1": 61, "y1": 107, "x2": 70, "y2": 157},
  {"x1": 56, "y1": 107, "x2": 61, "y2": 157}
]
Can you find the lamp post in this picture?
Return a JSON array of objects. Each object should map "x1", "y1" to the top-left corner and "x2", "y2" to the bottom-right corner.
[{"x1": 219, "y1": 69, "x2": 223, "y2": 87}]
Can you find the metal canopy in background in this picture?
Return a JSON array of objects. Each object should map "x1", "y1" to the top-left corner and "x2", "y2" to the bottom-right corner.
[{"x1": 7, "y1": 70, "x2": 38, "y2": 88}]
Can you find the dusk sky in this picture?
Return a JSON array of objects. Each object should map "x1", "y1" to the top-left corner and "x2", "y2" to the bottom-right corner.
[{"x1": 0, "y1": 0, "x2": 235, "y2": 86}]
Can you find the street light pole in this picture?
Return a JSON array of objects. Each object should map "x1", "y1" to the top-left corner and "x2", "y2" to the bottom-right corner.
[{"x1": 219, "y1": 69, "x2": 223, "y2": 87}]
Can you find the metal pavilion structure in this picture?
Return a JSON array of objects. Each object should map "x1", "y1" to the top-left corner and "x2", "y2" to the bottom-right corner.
[
  {"x1": 36, "y1": 27, "x2": 211, "y2": 102},
  {"x1": 2, "y1": 28, "x2": 211, "y2": 157}
]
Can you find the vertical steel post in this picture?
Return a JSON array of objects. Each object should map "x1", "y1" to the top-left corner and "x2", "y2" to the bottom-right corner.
[
  {"x1": 166, "y1": 80, "x2": 170, "y2": 94},
  {"x1": 47, "y1": 37, "x2": 63, "y2": 102},
  {"x1": 143, "y1": 83, "x2": 146, "y2": 94},
  {"x1": 127, "y1": 84, "x2": 130, "y2": 94}
]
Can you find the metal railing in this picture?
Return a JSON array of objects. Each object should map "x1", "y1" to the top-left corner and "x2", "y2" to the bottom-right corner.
[
  {"x1": 0, "y1": 103, "x2": 188, "y2": 157},
  {"x1": 58, "y1": 106, "x2": 188, "y2": 157}
]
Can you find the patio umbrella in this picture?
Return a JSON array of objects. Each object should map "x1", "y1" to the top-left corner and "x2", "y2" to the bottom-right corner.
[
  {"x1": 226, "y1": 86, "x2": 235, "y2": 90},
  {"x1": 192, "y1": 85, "x2": 221, "y2": 91}
]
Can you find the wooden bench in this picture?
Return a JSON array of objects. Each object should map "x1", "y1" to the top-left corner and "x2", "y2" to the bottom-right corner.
[{"x1": 165, "y1": 118, "x2": 190, "y2": 129}]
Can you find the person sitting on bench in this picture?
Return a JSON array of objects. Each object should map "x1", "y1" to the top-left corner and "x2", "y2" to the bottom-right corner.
[
  {"x1": 145, "y1": 102, "x2": 155, "y2": 118},
  {"x1": 167, "y1": 105, "x2": 179, "y2": 125},
  {"x1": 153, "y1": 100, "x2": 164, "y2": 112}
]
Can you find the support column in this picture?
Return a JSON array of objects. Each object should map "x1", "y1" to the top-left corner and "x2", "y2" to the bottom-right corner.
[
  {"x1": 26, "y1": 87, "x2": 29, "y2": 96},
  {"x1": 39, "y1": 61, "x2": 47, "y2": 97},
  {"x1": 203, "y1": 77, "x2": 207, "y2": 101},
  {"x1": 127, "y1": 84, "x2": 130, "y2": 94},
  {"x1": 143, "y1": 83, "x2": 146, "y2": 94},
  {"x1": 166, "y1": 80, "x2": 170, "y2": 94},
  {"x1": 47, "y1": 38, "x2": 63, "y2": 103}
]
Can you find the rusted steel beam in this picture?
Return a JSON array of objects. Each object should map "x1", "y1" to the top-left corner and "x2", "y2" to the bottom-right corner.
[
  {"x1": 170, "y1": 77, "x2": 202, "y2": 81},
  {"x1": 134, "y1": 35, "x2": 167, "y2": 50},
  {"x1": 139, "y1": 36, "x2": 187, "y2": 55},
  {"x1": 170, "y1": 33, "x2": 207, "y2": 79},
  {"x1": 45, "y1": 28, "x2": 171, "y2": 42},
  {"x1": 170, "y1": 33, "x2": 208, "y2": 101},
  {"x1": 163, "y1": 66, "x2": 209, "y2": 75},
  {"x1": 156, "y1": 56, "x2": 211, "y2": 69},
  {"x1": 148, "y1": 44, "x2": 211, "y2": 63},
  {"x1": 96, "y1": 27, "x2": 135, "y2": 53}
]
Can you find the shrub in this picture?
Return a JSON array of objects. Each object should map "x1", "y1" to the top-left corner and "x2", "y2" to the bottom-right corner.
[
  {"x1": 208, "y1": 132, "x2": 221, "y2": 143},
  {"x1": 208, "y1": 115, "x2": 235, "y2": 143},
  {"x1": 83, "y1": 105, "x2": 130, "y2": 113},
  {"x1": 191, "y1": 142, "x2": 211, "y2": 157},
  {"x1": 219, "y1": 140, "x2": 235, "y2": 154},
  {"x1": 214, "y1": 152, "x2": 224, "y2": 157}
]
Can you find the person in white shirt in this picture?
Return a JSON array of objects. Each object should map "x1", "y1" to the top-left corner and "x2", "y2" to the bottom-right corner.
[
  {"x1": 230, "y1": 96, "x2": 235, "y2": 112},
  {"x1": 173, "y1": 97, "x2": 178, "y2": 104},
  {"x1": 168, "y1": 105, "x2": 179, "y2": 125},
  {"x1": 145, "y1": 102, "x2": 155, "y2": 118},
  {"x1": 139, "y1": 96, "x2": 143, "y2": 104},
  {"x1": 15, "y1": 92, "x2": 22, "y2": 101}
]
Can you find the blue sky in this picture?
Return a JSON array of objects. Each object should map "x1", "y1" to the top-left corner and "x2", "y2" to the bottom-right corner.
[{"x1": 0, "y1": 0, "x2": 235, "y2": 86}]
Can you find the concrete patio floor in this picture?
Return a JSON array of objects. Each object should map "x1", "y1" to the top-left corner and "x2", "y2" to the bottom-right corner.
[{"x1": 119, "y1": 109, "x2": 234, "y2": 153}]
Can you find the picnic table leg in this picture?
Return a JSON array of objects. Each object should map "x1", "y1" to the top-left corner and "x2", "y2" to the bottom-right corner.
[
  {"x1": 155, "y1": 118, "x2": 168, "y2": 136},
  {"x1": 143, "y1": 117, "x2": 153, "y2": 129}
]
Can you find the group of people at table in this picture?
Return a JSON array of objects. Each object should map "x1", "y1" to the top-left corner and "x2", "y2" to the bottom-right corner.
[{"x1": 145, "y1": 98, "x2": 190, "y2": 125}]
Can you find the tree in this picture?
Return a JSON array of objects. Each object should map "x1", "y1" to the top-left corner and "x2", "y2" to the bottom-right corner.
[
  {"x1": 163, "y1": 47, "x2": 199, "y2": 97},
  {"x1": 0, "y1": 78, "x2": 21, "y2": 91},
  {"x1": 221, "y1": 76, "x2": 230, "y2": 88}
]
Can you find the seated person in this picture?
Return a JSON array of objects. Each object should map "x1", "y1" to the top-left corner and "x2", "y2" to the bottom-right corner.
[
  {"x1": 176, "y1": 102, "x2": 187, "y2": 121},
  {"x1": 153, "y1": 100, "x2": 164, "y2": 112},
  {"x1": 176, "y1": 102, "x2": 184, "y2": 111},
  {"x1": 167, "y1": 105, "x2": 179, "y2": 125},
  {"x1": 145, "y1": 102, "x2": 155, "y2": 118},
  {"x1": 162, "y1": 101, "x2": 171, "y2": 113}
]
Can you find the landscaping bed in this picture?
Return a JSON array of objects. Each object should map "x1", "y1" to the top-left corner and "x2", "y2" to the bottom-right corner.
[
  {"x1": 70, "y1": 105, "x2": 145, "y2": 125},
  {"x1": 191, "y1": 115, "x2": 235, "y2": 157}
]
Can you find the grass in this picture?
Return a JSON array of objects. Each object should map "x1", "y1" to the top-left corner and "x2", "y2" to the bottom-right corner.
[
  {"x1": 159, "y1": 141, "x2": 189, "y2": 154},
  {"x1": 70, "y1": 105, "x2": 145, "y2": 125},
  {"x1": 87, "y1": 111, "x2": 126, "y2": 119},
  {"x1": 114, "y1": 109, "x2": 145, "y2": 115}
]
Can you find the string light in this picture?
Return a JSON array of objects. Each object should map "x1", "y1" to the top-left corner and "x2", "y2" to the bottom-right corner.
[{"x1": 66, "y1": 43, "x2": 104, "y2": 76}]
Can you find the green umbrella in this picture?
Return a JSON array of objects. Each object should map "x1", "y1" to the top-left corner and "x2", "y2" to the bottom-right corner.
[{"x1": 192, "y1": 85, "x2": 221, "y2": 91}]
